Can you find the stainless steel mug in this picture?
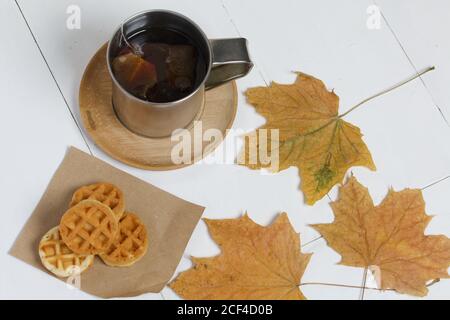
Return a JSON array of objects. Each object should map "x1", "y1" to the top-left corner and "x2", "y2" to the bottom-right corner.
[{"x1": 107, "y1": 10, "x2": 253, "y2": 138}]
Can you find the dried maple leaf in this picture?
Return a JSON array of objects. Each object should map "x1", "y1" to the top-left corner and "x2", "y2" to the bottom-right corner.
[
  {"x1": 240, "y1": 73, "x2": 376, "y2": 205},
  {"x1": 312, "y1": 176, "x2": 450, "y2": 296},
  {"x1": 169, "y1": 213, "x2": 311, "y2": 300}
]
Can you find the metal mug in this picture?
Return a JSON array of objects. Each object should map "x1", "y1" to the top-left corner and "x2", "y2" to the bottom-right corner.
[{"x1": 107, "y1": 10, "x2": 253, "y2": 138}]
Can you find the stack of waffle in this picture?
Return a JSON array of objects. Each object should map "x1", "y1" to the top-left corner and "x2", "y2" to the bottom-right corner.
[{"x1": 38, "y1": 183, "x2": 148, "y2": 278}]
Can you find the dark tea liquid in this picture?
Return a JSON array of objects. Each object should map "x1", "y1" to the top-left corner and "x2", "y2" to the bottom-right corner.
[{"x1": 112, "y1": 27, "x2": 206, "y2": 103}]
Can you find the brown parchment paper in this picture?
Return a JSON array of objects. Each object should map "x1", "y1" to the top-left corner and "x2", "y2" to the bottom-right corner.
[{"x1": 9, "y1": 146, "x2": 205, "y2": 298}]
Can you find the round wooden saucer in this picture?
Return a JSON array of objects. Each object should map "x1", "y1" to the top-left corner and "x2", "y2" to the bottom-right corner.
[{"x1": 79, "y1": 44, "x2": 238, "y2": 170}]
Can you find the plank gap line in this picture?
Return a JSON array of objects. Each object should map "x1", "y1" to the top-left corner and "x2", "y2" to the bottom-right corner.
[
  {"x1": 14, "y1": 0, "x2": 93, "y2": 155},
  {"x1": 374, "y1": 0, "x2": 449, "y2": 127}
]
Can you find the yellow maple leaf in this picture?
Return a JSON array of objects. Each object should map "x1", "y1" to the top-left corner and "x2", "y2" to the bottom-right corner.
[
  {"x1": 312, "y1": 176, "x2": 450, "y2": 296},
  {"x1": 240, "y1": 73, "x2": 376, "y2": 205},
  {"x1": 169, "y1": 213, "x2": 311, "y2": 300}
]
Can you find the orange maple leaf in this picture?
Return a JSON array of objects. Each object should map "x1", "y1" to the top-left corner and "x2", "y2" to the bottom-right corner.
[
  {"x1": 240, "y1": 73, "x2": 376, "y2": 205},
  {"x1": 170, "y1": 213, "x2": 311, "y2": 300},
  {"x1": 313, "y1": 176, "x2": 450, "y2": 296}
]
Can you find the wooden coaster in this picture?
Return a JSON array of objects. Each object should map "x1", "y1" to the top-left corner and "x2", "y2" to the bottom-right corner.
[{"x1": 79, "y1": 44, "x2": 238, "y2": 170}]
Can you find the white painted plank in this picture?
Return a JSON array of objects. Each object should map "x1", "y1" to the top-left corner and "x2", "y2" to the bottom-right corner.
[
  {"x1": 376, "y1": 0, "x2": 450, "y2": 122},
  {"x1": 0, "y1": 0, "x2": 91, "y2": 299}
]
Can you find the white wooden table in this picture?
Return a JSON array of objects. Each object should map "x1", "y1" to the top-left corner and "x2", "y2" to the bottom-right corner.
[{"x1": 1, "y1": 0, "x2": 449, "y2": 300}]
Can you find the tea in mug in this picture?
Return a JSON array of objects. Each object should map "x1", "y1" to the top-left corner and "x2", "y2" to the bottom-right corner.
[{"x1": 112, "y1": 27, "x2": 207, "y2": 103}]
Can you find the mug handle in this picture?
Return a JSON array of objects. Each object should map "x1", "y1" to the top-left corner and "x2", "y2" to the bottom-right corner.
[{"x1": 205, "y1": 38, "x2": 253, "y2": 90}]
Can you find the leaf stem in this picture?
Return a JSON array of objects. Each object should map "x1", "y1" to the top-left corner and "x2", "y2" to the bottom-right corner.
[
  {"x1": 301, "y1": 236, "x2": 323, "y2": 248},
  {"x1": 359, "y1": 267, "x2": 368, "y2": 300},
  {"x1": 299, "y1": 278, "x2": 440, "y2": 293},
  {"x1": 339, "y1": 66, "x2": 435, "y2": 119},
  {"x1": 299, "y1": 281, "x2": 392, "y2": 292}
]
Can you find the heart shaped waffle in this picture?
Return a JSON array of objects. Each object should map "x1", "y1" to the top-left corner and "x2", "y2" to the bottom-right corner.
[
  {"x1": 70, "y1": 183, "x2": 125, "y2": 220},
  {"x1": 100, "y1": 212, "x2": 148, "y2": 267},
  {"x1": 60, "y1": 200, "x2": 119, "y2": 255},
  {"x1": 39, "y1": 226, "x2": 94, "y2": 277}
]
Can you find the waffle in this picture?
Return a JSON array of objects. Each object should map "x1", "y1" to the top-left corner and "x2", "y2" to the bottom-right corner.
[
  {"x1": 60, "y1": 200, "x2": 119, "y2": 255},
  {"x1": 70, "y1": 183, "x2": 125, "y2": 220},
  {"x1": 39, "y1": 226, "x2": 94, "y2": 277},
  {"x1": 100, "y1": 212, "x2": 148, "y2": 267}
]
